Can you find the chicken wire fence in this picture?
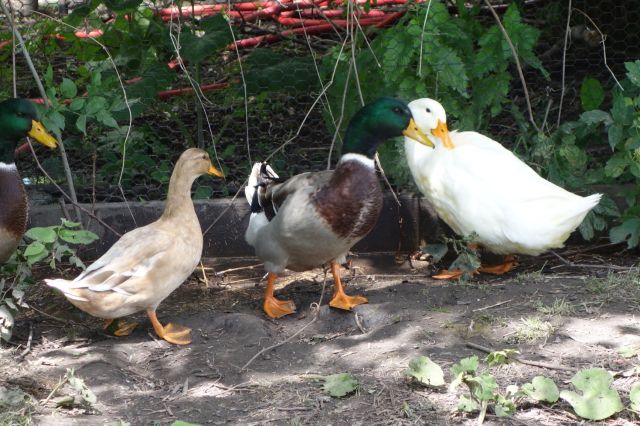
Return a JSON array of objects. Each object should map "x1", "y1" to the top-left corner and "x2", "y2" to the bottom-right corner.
[{"x1": 1, "y1": 0, "x2": 639, "y2": 206}]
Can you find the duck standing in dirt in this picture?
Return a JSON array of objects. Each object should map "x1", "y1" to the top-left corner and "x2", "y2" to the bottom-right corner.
[
  {"x1": 46, "y1": 148, "x2": 224, "y2": 345},
  {"x1": 244, "y1": 97, "x2": 432, "y2": 318}
]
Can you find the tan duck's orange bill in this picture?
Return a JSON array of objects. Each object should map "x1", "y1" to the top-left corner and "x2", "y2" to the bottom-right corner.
[
  {"x1": 403, "y1": 118, "x2": 434, "y2": 148},
  {"x1": 208, "y1": 164, "x2": 224, "y2": 178},
  {"x1": 28, "y1": 120, "x2": 58, "y2": 148},
  {"x1": 432, "y1": 120, "x2": 454, "y2": 149}
]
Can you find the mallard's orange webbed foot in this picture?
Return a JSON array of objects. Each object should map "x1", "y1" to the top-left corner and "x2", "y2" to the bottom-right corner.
[
  {"x1": 478, "y1": 256, "x2": 517, "y2": 275},
  {"x1": 103, "y1": 319, "x2": 138, "y2": 336},
  {"x1": 263, "y1": 295, "x2": 296, "y2": 318},
  {"x1": 329, "y1": 261, "x2": 368, "y2": 311},
  {"x1": 147, "y1": 309, "x2": 192, "y2": 345}
]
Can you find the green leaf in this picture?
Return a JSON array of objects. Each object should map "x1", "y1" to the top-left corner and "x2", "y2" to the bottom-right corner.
[
  {"x1": 58, "y1": 229, "x2": 99, "y2": 245},
  {"x1": 611, "y1": 91, "x2": 633, "y2": 126},
  {"x1": 580, "y1": 77, "x2": 604, "y2": 111},
  {"x1": 96, "y1": 110, "x2": 119, "y2": 128},
  {"x1": 610, "y1": 217, "x2": 640, "y2": 248},
  {"x1": 521, "y1": 376, "x2": 559, "y2": 403},
  {"x1": 86, "y1": 97, "x2": 107, "y2": 116},
  {"x1": 579, "y1": 110, "x2": 611, "y2": 126},
  {"x1": 630, "y1": 382, "x2": 640, "y2": 412},
  {"x1": 24, "y1": 227, "x2": 57, "y2": 243},
  {"x1": 405, "y1": 356, "x2": 445, "y2": 387},
  {"x1": 626, "y1": 60, "x2": 640, "y2": 87},
  {"x1": 608, "y1": 123, "x2": 624, "y2": 149},
  {"x1": 244, "y1": 50, "x2": 317, "y2": 95},
  {"x1": 69, "y1": 98, "x2": 85, "y2": 112},
  {"x1": 559, "y1": 368, "x2": 623, "y2": 421},
  {"x1": 420, "y1": 244, "x2": 448, "y2": 263},
  {"x1": 617, "y1": 345, "x2": 640, "y2": 358},
  {"x1": 60, "y1": 78, "x2": 78, "y2": 99},
  {"x1": 468, "y1": 373, "x2": 498, "y2": 401},
  {"x1": 604, "y1": 153, "x2": 629, "y2": 178},
  {"x1": 102, "y1": 0, "x2": 142, "y2": 12},
  {"x1": 323, "y1": 373, "x2": 358, "y2": 398},
  {"x1": 422, "y1": 42, "x2": 468, "y2": 96},
  {"x1": 76, "y1": 115, "x2": 87, "y2": 134},
  {"x1": 62, "y1": 219, "x2": 81, "y2": 228},
  {"x1": 494, "y1": 394, "x2": 516, "y2": 417},
  {"x1": 457, "y1": 394, "x2": 479, "y2": 412},
  {"x1": 485, "y1": 349, "x2": 519, "y2": 366},
  {"x1": 170, "y1": 421, "x2": 202, "y2": 426},
  {"x1": 181, "y1": 15, "x2": 233, "y2": 63},
  {"x1": 23, "y1": 241, "x2": 47, "y2": 258},
  {"x1": 451, "y1": 356, "x2": 479, "y2": 377},
  {"x1": 67, "y1": 374, "x2": 97, "y2": 405}
]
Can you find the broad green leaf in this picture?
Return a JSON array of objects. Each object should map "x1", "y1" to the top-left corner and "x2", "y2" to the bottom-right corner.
[
  {"x1": 630, "y1": 382, "x2": 640, "y2": 412},
  {"x1": 617, "y1": 345, "x2": 640, "y2": 358},
  {"x1": 610, "y1": 218, "x2": 640, "y2": 248},
  {"x1": 25, "y1": 227, "x2": 57, "y2": 243},
  {"x1": 23, "y1": 241, "x2": 47, "y2": 258},
  {"x1": 405, "y1": 356, "x2": 445, "y2": 387},
  {"x1": 86, "y1": 97, "x2": 107, "y2": 116},
  {"x1": 181, "y1": 15, "x2": 233, "y2": 63},
  {"x1": 494, "y1": 394, "x2": 516, "y2": 416},
  {"x1": 457, "y1": 394, "x2": 479, "y2": 412},
  {"x1": 579, "y1": 109, "x2": 611, "y2": 126},
  {"x1": 611, "y1": 90, "x2": 633, "y2": 125},
  {"x1": 468, "y1": 373, "x2": 498, "y2": 401},
  {"x1": 58, "y1": 229, "x2": 99, "y2": 245},
  {"x1": 96, "y1": 110, "x2": 119, "y2": 128},
  {"x1": 559, "y1": 368, "x2": 623, "y2": 421},
  {"x1": 521, "y1": 376, "x2": 559, "y2": 403},
  {"x1": 60, "y1": 78, "x2": 78, "y2": 99},
  {"x1": 61, "y1": 219, "x2": 81, "y2": 228},
  {"x1": 69, "y1": 98, "x2": 85, "y2": 112},
  {"x1": 604, "y1": 153, "x2": 629, "y2": 178},
  {"x1": 451, "y1": 356, "x2": 479, "y2": 377},
  {"x1": 323, "y1": 373, "x2": 358, "y2": 398},
  {"x1": 608, "y1": 123, "x2": 624, "y2": 149},
  {"x1": 625, "y1": 60, "x2": 640, "y2": 87},
  {"x1": 580, "y1": 77, "x2": 604, "y2": 111}
]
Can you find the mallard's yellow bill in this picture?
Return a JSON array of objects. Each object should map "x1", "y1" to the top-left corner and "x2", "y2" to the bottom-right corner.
[
  {"x1": 403, "y1": 118, "x2": 434, "y2": 148},
  {"x1": 433, "y1": 120, "x2": 454, "y2": 149},
  {"x1": 208, "y1": 164, "x2": 224, "y2": 178},
  {"x1": 28, "y1": 120, "x2": 58, "y2": 148}
]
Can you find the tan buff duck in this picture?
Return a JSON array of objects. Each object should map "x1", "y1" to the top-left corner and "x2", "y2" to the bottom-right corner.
[
  {"x1": 244, "y1": 98, "x2": 432, "y2": 318},
  {"x1": 0, "y1": 98, "x2": 58, "y2": 263},
  {"x1": 45, "y1": 148, "x2": 224, "y2": 344}
]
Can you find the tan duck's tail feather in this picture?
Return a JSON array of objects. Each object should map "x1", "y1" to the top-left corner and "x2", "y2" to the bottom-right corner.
[{"x1": 45, "y1": 279, "x2": 90, "y2": 302}]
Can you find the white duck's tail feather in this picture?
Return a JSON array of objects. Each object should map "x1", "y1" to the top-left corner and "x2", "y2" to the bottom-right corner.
[{"x1": 45, "y1": 278, "x2": 90, "y2": 302}]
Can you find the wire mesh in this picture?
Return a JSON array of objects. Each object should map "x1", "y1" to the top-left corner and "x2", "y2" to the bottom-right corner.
[{"x1": 1, "y1": 0, "x2": 638, "y2": 207}]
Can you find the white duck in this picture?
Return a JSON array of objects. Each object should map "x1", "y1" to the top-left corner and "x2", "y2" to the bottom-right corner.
[{"x1": 404, "y1": 98, "x2": 602, "y2": 278}]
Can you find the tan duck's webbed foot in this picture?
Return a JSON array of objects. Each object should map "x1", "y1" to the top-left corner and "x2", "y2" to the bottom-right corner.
[
  {"x1": 328, "y1": 261, "x2": 368, "y2": 310},
  {"x1": 263, "y1": 272, "x2": 296, "y2": 319},
  {"x1": 103, "y1": 319, "x2": 138, "y2": 336},
  {"x1": 432, "y1": 269, "x2": 466, "y2": 280},
  {"x1": 478, "y1": 256, "x2": 517, "y2": 275},
  {"x1": 146, "y1": 309, "x2": 192, "y2": 345}
]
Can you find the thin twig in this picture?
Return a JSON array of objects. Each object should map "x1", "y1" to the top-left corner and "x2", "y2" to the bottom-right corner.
[
  {"x1": 1, "y1": 4, "x2": 83, "y2": 223},
  {"x1": 214, "y1": 263, "x2": 263, "y2": 276},
  {"x1": 42, "y1": 375, "x2": 67, "y2": 406},
  {"x1": 483, "y1": 0, "x2": 540, "y2": 132},
  {"x1": 465, "y1": 342, "x2": 573, "y2": 371},
  {"x1": 16, "y1": 322, "x2": 33, "y2": 361},
  {"x1": 417, "y1": 0, "x2": 433, "y2": 77},
  {"x1": 573, "y1": 8, "x2": 623, "y2": 91},
  {"x1": 549, "y1": 250, "x2": 631, "y2": 271},
  {"x1": 472, "y1": 299, "x2": 513, "y2": 312},
  {"x1": 556, "y1": 0, "x2": 571, "y2": 128},
  {"x1": 241, "y1": 272, "x2": 329, "y2": 371}
]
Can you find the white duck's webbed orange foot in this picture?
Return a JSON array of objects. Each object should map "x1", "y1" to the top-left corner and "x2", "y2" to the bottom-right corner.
[
  {"x1": 147, "y1": 309, "x2": 192, "y2": 345},
  {"x1": 263, "y1": 295, "x2": 296, "y2": 318},
  {"x1": 103, "y1": 319, "x2": 138, "y2": 336},
  {"x1": 478, "y1": 256, "x2": 517, "y2": 275}
]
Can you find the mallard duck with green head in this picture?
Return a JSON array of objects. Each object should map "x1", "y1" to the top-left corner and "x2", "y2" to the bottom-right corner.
[
  {"x1": 245, "y1": 97, "x2": 432, "y2": 318},
  {"x1": 0, "y1": 98, "x2": 58, "y2": 263}
]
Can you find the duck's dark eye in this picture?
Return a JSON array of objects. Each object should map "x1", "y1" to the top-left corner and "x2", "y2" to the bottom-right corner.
[
  {"x1": 392, "y1": 107, "x2": 402, "y2": 114},
  {"x1": 16, "y1": 111, "x2": 26, "y2": 118},
  {"x1": 426, "y1": 108, "x2": 431, "y2": 113},
  {"x1": 201, "y1": 155, "x2": 207, "y2": 160}
]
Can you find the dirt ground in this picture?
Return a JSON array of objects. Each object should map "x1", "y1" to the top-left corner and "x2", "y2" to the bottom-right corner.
[{"x1": 2, "y1": 243, "x2": 640, "y2": 425}]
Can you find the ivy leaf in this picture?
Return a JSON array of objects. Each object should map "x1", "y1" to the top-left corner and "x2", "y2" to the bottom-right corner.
[
  {"x1": 630, "y1": 382, "x2": 640, "y2": 412},
  {"x1": 405, "y1": 356, "x2": 445, "y2": 387},
  {"x1": 610, "y1": 218, "x2": 640, "y2": 248},
  {"x1": 580, "y1": 77, "x2": 604, "y2": 111},
  {"x1": 323, "y1": 373, "x2": 358, "y2": 398},
  {"x1": 559, "y1": 368, "x2": 623, "y2": 421},
  {"x1": 521, "y1": 376, "x2": 559, "y2": 403},
  {"x1": 25, "y1": 227, "x2": 57, "y2": 244}
]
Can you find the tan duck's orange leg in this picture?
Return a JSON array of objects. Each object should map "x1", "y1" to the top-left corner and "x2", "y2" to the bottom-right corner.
[
  {"x1": 103, "y1": 319, "x2": 138, "y2": 336},
  {"x1": 146, "y1": 309, "x2": 192, "y2": 345},
  {"x1": 263, "y1": 272, "x2": 296, "y2": 319},
  {"x1": 478, "y1": 256, "x2": 517, "y2": 275},
  {"x1": 432, "y1": 269, "x2": 466, "y2": 280},
  {"x1": 329, "y1": 261, "x2": 368, "y2": 310}
]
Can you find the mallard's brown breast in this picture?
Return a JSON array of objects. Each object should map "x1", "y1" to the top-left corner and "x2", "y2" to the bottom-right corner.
[
  {"x1": 0, "y1": 166, "x2": 27, "y2": 262},
  {"x1": 313, "y1": 161, "x2": 382, "y2": 240}
]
